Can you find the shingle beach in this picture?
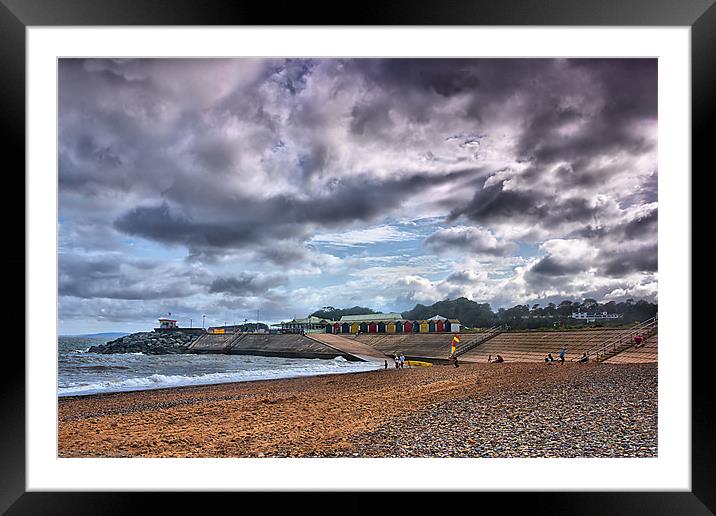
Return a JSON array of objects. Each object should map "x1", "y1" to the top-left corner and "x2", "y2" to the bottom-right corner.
[{"x1": 58, "y1": 362, "x2": 657, "y2": 458}]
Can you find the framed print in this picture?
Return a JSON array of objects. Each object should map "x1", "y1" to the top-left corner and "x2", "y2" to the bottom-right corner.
[{"x1": 4, "y1": 0, "x2": 711, "y2": 513}]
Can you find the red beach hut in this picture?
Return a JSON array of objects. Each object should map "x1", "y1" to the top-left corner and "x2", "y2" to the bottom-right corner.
[
  {"x1": 436, "y1": 320, "x2": 445, "y2": 332},
  {"x1": 368, "y1": 322, "x2": 377, "y2": 333}
]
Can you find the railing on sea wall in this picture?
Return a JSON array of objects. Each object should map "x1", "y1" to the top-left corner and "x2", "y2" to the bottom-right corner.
[
  {"x1": 585, "y1": 314, "x2": 658, "y2": 361},
  {"x1": 453, "y1": 325, "x2": 504, "y2": 358}
]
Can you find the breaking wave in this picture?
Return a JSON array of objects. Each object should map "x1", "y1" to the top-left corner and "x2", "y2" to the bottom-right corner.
[{"x1": 58, "y1": 355, "x2": 382, "y2": 397}]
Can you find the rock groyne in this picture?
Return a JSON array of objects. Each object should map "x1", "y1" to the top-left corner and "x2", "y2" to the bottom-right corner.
[{"x1": 88, "y1": 331, "x2": 203, "y2": 355}]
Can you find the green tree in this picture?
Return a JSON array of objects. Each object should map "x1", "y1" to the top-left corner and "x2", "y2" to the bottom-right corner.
[{"x1": 310, "y1": 306, "x2": 376, "y2": 320}]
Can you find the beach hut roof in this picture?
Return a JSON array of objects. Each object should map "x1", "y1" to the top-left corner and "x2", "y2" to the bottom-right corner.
[
  {"x1": 283, "y1": 316, "x2": 337, "y2": 325},
  {"x1": 427, "y1": 315, "x2": 448, "y2": 321}
]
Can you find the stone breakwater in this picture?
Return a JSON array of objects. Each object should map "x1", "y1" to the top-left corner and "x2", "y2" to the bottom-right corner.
[{"x1": 88, "y1": 331, "x2": 202, "y2": 355}]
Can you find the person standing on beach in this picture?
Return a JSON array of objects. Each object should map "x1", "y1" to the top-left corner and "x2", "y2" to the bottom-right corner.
[
  {"x1": 384, "y1": 359, "x2": 388, "y2": 370},
  {"x1": 559, "y1": 345, "x2": 566, "y2": 364},
  {"x1": 394, "y1": 354, "x2": 400, "y2": 369},
  {"x1": 399, "y1": 353, "x2": 405, "y2": 369}
]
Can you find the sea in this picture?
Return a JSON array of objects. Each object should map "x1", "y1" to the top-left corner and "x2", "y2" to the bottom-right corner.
[{"x1": 58, "y1": 335, "x2": 383, "y2": 397}]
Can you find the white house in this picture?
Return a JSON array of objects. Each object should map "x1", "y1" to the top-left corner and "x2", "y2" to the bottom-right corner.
[{"x1": 571, "y1": 311, "x2": 622, "y2": 322}]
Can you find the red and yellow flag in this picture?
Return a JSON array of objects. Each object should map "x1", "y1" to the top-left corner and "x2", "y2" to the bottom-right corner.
[{"x1": 451, "y1": 334, "x2": 460, "y2": 354}]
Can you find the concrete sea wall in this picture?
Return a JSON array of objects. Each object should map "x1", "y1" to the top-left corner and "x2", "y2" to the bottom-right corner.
[{"x1": 189, "y1": 333, "x2": 355, "y2": 360}]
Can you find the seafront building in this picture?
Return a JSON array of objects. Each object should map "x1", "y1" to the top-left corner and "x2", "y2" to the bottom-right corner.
[
  {"x1": 328, "y1": 313, "x2": 461, "y2": 334},
  {"x1": 570, "y1": 311, "x2": 623, "y2": 322},
  {"x1": 154, "y1": 318, "x2": 206, "y2": 335},
  {"x1": 158, "y1": 312, "x2": 462, "y2": 337},
  {"x1": 157, "y1": 318, "x2": 178, "y2": 329},
  {"x1": 271, "y1": 312, "x2": 462, "y2": 335},
  {"x1": 272, "y1": 316, "x2": 338, "y2": 334}
]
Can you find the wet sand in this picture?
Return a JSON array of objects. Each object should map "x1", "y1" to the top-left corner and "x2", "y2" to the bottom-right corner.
[{"x1": 58, "y1": 362, "x2": 657, "y2": 458}]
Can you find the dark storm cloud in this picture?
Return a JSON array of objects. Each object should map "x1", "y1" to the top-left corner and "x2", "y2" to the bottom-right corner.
[
  {"x1": 257, "y1": 245, "x2": 310, "y2": 266},
  {"x1": 601, "y1": 248, "x2": 658, "y2": 276},
  {"x1": 573, "y1": 207, "x2": 658, "y2": 242},
  {"x1": 423, "y1": 226, "x2": 516, "y2": 257},
  {"x1": 58, "y1": 57, "x2": 658, "y2": 319},
  {"x1": 447, "y1": 180, "x2": 601, "y2": 229},
  {"x1": 444, "y1": 271, "x2": 481, "y2": 285},
  {"x1": 622, "y1": 209, "x2": 658, "y2": 239},
  {"x1": 529, "y1": 256, "x2": 588, "y2": 277},
  {"x1": 298, "y1": 144, "x2": 329, "y2": 180},
  {"x1": 112, "y1": 168, "x2": 484, "y2": 257},
  {"x1": 349, "y1": 99, "x2": 395, "y2": 136},
  {"x1": 112, "y1": 202, "x2": 293, "y2": 256},
  {"x1": 209, "y1": 273, "x2": 286, "y2": 296},
  {"x1": 191, "y1": 138, "x2": 237, "y2": 174},
  {"x1": 514, "y1": 59, "x2": 657, "y2": 163},
  {"x1": 59, "y1": 253, "x2": 206, "y2": 300}
]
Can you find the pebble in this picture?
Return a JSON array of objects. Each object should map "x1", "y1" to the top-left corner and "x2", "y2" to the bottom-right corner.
[{"x1": 323, "y1": 364, "x2": 657, "y2": 458}]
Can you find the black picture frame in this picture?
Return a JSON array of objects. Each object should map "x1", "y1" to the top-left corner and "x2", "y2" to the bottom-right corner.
[{"x1": 3, "y1": 0, "x2": 709, "y2": 513}]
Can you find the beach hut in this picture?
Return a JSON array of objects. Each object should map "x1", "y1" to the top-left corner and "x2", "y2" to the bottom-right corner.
[
  {"x1": 428, "y1": 320, "x2": 436, "y2": 333},
  {"x1": 360, "y1": 322, "x2": 369, "y2": 333},
  {"x1": 395, "y1": 321, "x2": 404, "y2": 333},
  {"x1": 403, "y1": 320, "x2": 412, "y2": 333},
  {"x1": 387, "y1": 321, "x2": 396, "y2": 334},
  {"x1": 377, "y1": 321, "x2": 386, "y2": 333},
  {"x1": 368, "y1": 322, "x2": 377, "y2": 333},
  {"x1": 436, "y1": 320, "x2": 445, "y2": 332},
  {"x1": 420, "y1": 320, "x2": 429, "y2": 333},
  {"x1": 333, "y1": 322, "x2": 342, "y2": 334},
  {"x1": 449, "y1": 319, "x2": 461, "y2": 332},
  {"x1": 325, "y1": 324, "x2": 332, "y2": 333},
  {"x1": 410, "y1": 321, "x2": 419, "y2": 333},
  {"x1": 343, "y1": 322, "x2": 352, "y2": 334}
]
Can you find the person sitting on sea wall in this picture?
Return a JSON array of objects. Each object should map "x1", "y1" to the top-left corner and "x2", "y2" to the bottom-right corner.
[
  {"x1": 544, "y1": 353, "x2": 554, "y2": 363},
  {"x1": 492, "y1": 355, "x2": 505, "y2": 363},
  {"x1": 577, "y1": 353, "x2": 589, "y2": 363},
  {"x1": 633, "y1": 334, "x2": 645, "y2": 348}
]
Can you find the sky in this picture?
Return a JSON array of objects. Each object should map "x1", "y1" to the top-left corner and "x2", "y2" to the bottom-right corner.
[{"x1": 58, "y1": 58, "x2": 658, "y2": 334}]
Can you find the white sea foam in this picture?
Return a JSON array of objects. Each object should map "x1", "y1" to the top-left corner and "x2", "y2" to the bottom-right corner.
[{"x1": 58, "y1": 357, "x2": 383, "y2": 396}]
